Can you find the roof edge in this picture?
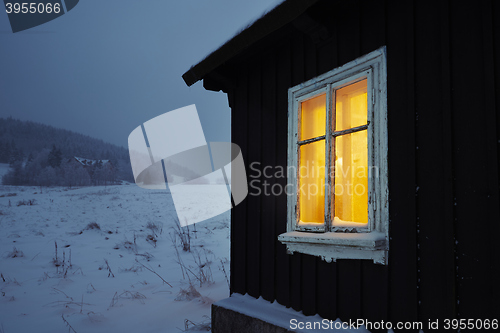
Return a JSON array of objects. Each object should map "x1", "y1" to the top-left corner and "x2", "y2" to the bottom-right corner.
[{"x1": 182, "y1": 0, "x2": 320, "y2": 87}]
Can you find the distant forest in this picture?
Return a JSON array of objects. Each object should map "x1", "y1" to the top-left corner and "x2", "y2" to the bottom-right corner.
[{"x1": 0, "y1": 117, "x2": 134, "y2": 187}]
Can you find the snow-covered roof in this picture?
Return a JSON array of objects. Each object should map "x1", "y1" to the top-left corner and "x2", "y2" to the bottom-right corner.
[
  {"x1": 182, "y1": 0, "x2": 319, "y2": 87},
  {"x1": 74, "y1": 156, "x2": 111, "y2": 167}
]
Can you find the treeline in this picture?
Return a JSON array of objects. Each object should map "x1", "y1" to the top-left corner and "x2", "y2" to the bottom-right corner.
[
  {"x1": 3, "y1": 145, "x2": 117, "y2": 187},
  {"x1": 0, "y1": 117, "x2": 130, "y2": 162},
  {"x1": 0, "y1": 117, "x2": 134, "y2": 186},
  {"x1": 0, "y1": 140, "x2": 24, "y2": 164}
]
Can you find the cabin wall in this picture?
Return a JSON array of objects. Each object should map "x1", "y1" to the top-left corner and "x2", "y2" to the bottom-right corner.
[{"x1": 213, "y1": 0, "x2": 500, "y2": 330}]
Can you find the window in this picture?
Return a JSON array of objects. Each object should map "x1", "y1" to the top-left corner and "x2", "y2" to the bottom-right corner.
[{"x1": 278, "y1": 47, "x2": 388, "y2": 264}]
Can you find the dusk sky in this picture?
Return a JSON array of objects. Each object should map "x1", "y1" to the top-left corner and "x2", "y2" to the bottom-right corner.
[{"x1": 0, "y1": 0, "x2": 280, "y2": 148}]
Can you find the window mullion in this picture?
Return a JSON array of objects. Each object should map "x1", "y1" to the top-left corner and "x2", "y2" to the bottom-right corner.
[{"x1": 324, "y1": 84, "x2": 333, "y2": 231}]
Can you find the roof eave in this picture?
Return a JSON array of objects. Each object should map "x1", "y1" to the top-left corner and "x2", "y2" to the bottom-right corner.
[{"x1": 182, "y1": 0, "x2": 320, "y2": 87}]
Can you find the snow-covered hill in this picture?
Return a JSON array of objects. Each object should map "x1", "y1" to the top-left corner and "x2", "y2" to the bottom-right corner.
[{"x1": 0, "y1": 184, "x2": 229, "y2": 333}]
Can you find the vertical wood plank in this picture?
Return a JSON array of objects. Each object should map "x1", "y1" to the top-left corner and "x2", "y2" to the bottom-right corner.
[
  {"x1": 490, "y1": 0, "x2": 500, "y2": 319},
  {"x1": 292, "y1": 31, "x2": 305, "y2": 86},
  {"x1": 317, "y1": 39, "x2": 336, "y2": 76},
  {"x1": 301, "y1": 255, "x2": 316, "y2": 315},
  {"x1": 385, "y1": 0, "x2": 419, "y2": 328},
  {"x1": 304, "y1": 36, "x2": 317, "y2": 82},
  {"x1": 360, "y1": 0, "x2": 386, "y2": 55},
  {"x1": 359, "y1": 1, "x2": 390, "y2": 326},
  {"x1": 361, "y1": 263, "x2": 389, "y2": 332},
  {"x1": 290, "y1": 30, "x2": 305, "y2": 312},
  {"x1": 337, "y1": 0, "x2": 361, "y2": 65},
  {"x1": 336, "y1": 260, "x2": 362, "y2": 321},
  {"x1": 260, "y1": 50, "x2": 277, "y2": 303},
  {"x1": 290, "y1": 254, "x2": 302, "y2": 311},
  {"x1": 230, "y1": 68, "x2": 249, "y2": 296},
  {"x1": 480, "y1": 0, "x2": 500, "y2": 319},
  {"x1": 316, "y1": 258, "x2": 337, "y2": 320},
  {"x1": 275, "y1": 37, "x2": 292, "y2": 308},
  {"x1": 438, "y1": 0, "x2": 458, "y2": 320},
  {"x1": 413, "y1": 0, "x2": 456, "y2": 323},
  {"x1": 246, "y1": 59, "x2": 263, "y2": 299},
  {"x1": 450, "y1": 0, "x2": 500, "y2": 320}
]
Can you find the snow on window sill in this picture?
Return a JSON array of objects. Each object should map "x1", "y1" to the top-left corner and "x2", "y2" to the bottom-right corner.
[{"x1": 278, "y1": 231, "x2": 388, "y2": 265}]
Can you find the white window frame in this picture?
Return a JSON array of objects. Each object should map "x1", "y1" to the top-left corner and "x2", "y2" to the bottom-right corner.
[{"x1": 278, "y1": 46, "x2": 389, "y2": 265}]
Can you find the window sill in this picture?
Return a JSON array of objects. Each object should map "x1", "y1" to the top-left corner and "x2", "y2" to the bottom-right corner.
[{"x1": 278, "y1": 231, "x2": 388, "y2": 265}]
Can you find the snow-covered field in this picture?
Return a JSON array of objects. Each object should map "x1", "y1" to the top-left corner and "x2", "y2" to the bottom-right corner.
[{"x1": 0, "y1": 184, "x2": 230, "y2": 333}]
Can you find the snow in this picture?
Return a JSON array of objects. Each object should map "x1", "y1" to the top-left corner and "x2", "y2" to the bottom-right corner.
[
  {"x1": 282, "y1": 231, "x2": 385, "y2": 244},
  {"x1": 216, "y1": 293, "x2": 370, "y2": 332},
  {"x1": 0, "y1": 164, "x2": 10, "y2": 185},
  {"x1": 0, "y1": 184, "x2": 230, "y2": 333},
  {"x1": 216, "y1": 294, "x2": 426, "y2": 333},
  {"x1": 191, "y1": 0, "x2": 286, "y2": 66},
  {"x1": 333, "y1": 217, "x2": 369, "y2": 228},
  {"x1": 294, "y1": 218, "x2": 371, "y2": 231}
]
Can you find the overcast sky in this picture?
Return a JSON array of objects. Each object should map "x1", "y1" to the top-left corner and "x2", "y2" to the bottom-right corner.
[{"x1": 0, "y1": 0, "x2": 281, "y2": 148}]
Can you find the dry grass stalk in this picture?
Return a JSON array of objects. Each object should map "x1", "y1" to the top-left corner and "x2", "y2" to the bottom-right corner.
[{"x1": 134, "y1": 259, "x2": 172, "y2": 287}]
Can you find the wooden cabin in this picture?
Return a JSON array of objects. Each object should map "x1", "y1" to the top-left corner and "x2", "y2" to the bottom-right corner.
[{"x1": 183, "y1": 0, "x2": 500, "y2": 331}]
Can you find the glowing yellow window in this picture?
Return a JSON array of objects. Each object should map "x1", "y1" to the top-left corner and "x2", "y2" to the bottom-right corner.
[
  {"x1": 298, "y1": 94, "x2": 326, "y2": 224},
  {"x1": 333, "y1": 80, "x2": 368, "y2": 226},
  {"x1": 297, "y1": 79, "x2": 369, "y2": 230},
  {"x1": 282, "y1": 47, "x2": 388, "y2": 263}
]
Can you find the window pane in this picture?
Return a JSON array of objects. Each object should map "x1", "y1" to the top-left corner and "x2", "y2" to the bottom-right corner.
[
  {"x1": 301, "y1": 94, "x2": 326, "y2": 140},
  {"x1": 299, "y1": 140, "x2": 325, "y2": 223},
  {"x1": 334, "y1": 130, "x2": 368, "y2": 224},
  {"x1": 335, "y1": 80, "x2": 367, "y2": 131}
]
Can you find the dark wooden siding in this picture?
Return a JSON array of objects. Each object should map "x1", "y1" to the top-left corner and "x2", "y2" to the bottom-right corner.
[{"x1": 215, "y1": 0, "x2": 500, "y2": 330}]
